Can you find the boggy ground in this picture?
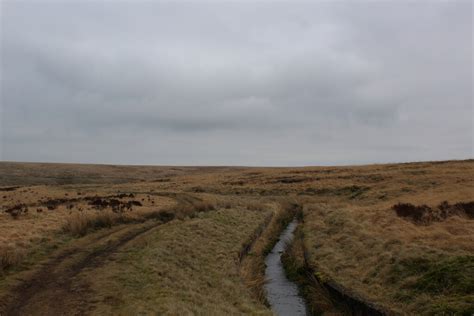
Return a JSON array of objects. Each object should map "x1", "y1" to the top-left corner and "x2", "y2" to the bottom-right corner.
[{"x1": 0, "y1": 159, "x2": 473, "y2": 315}]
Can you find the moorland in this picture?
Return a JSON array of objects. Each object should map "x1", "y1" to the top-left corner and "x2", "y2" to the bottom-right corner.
[{"x1": 0, "y1": 160, "x2": 472, "y2": 315}]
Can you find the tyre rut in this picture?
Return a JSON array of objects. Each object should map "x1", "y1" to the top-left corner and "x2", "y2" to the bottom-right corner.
[{"x1": 1, "y1": 221, "x2": 162, "y2": 316}]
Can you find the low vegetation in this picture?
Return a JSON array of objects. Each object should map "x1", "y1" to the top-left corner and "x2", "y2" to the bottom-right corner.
[
  {"x1": 281, "y1": 225, "x2": 345, "y2": 315},
  {"x1": 393, "y1": 201, "x2": 474, "y2": 224},
  {"x1": 63, "y1": 211, "x2": 130, "y2": 236},
  {"x1": 80, "y1": 208, "x2": 273, "y2": 315},
  {"x1": 0, "y1": 159, "x2": 472, "y2": 314},
  {"x1": 62, "y1": 199, "x2": 216, "y2": 237},
  {"x1": 0, "y1": 245, "x2": 26, "y2": 272},
  {"x1": 298, "y1": 162, "x2": 474, "y2": 314},
  {"x1": 240, "y1": 199, "x2": 298, "y2": 302},
  {"x1": 388, "y1": 255, "x2": 474, "y2": 314}
]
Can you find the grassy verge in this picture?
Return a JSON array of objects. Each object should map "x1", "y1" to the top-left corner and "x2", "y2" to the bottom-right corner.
[
  {"x1": 78, "y1": 207, "x2": 275, "y2": 314},
  {"x1": 282, "y1": 224, "x2": 346, "y2": 315},
  {"x1": 240, "y1": 200, "x2": 299, "y2": 303}
]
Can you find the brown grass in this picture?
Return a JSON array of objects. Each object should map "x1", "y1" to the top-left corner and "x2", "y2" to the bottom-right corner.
[
  {"x1": 63, "y1": 211, "x2": 125, "y2": 236},
  {"x1": 80, "y1": 207, "x2": 273, "y2": 315},
  {"x1": 62, "y1": 197, "x2": 217, "y2": 237},
  {"x1": 295, "y1": 160, "x2": 474, "y2": 314},
  {"x1": 281, "y1": 224, "x2": 344, "y2": 315},
  {"x1": 0, "y1": 245, "x2": 26, "y2": 272},
  {"x1": 0, "y1": 159, "x2": 472, "y2": 314},
  {"x1": 239, "y1": 199, "x2": 298, "y2": 302}
]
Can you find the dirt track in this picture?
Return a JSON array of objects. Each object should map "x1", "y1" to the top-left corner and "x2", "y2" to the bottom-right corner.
[
  {"x1": 0, "y1": 192, "x2": 202, "y2": 315},
  {"x1": 0, "y1": 221, "x2": 162, "y2": 316}
]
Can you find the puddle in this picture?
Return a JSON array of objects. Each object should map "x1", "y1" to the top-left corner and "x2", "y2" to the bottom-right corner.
[{"x1": 264, "y1": 219, "x2": 308, "y2": 316}]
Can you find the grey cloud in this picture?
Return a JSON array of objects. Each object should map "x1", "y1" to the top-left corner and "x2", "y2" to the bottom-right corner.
[{"x1": 1, "y1": 1, "x2": 472, "y2": 165}]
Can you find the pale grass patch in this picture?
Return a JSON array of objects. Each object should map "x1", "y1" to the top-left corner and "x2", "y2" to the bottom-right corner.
[
  {"x1": 0, "y1": 244, "x2": 26, "y2": 272},
  {"x1": 245, "y1": 201, "x2": 267, "y2": 212},
  {"x1": 62, "y1": 197, "x2": 217, "y2": 236},
  {"x1": 62, "y1": 211, "x2": 123, "y2": 236}
]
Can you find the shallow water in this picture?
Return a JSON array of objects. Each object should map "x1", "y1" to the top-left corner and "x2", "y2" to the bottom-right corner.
[{"x1": 264, "y1": 219, "x2": 308, "y2": 316}]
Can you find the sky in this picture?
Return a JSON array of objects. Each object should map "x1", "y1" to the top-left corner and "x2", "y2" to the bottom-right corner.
[{"x1": 0, "y1": 1, "x2": 472, "y2": 166}]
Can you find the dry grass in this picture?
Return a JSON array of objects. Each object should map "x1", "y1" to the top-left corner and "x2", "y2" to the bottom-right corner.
[
  {"x1": 80, "y1": 207, "x2": 273, "y2": 315},
  {"x1": 301, "y1": 204, "x2": 474, "y2": 314},
  {"x1": 0, "y1": 187, "x2": 176, "y2": 272},
  {"x1": 239, "y1": 198, "x2": 298, "y2": 303},
  {"x1": 296, "y1": 161, "x2": 474, "y2": 314},
  {"x1": 0, "y1": 159, "x2": 472, "y2": 314},
  {"x1": 63, "y1": 211, "x2": 126, "y2": 236},
  {"x1": 281, "y1": 225, "x2": 343, "y2": 315},
  {"x1": 0, "y1": 245, "x2": 26, "y2": 272}
]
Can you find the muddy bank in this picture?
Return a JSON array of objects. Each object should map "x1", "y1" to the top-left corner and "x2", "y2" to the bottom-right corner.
[{"x1": 264, "y1": 219, "x2": 308, "y2": 316}]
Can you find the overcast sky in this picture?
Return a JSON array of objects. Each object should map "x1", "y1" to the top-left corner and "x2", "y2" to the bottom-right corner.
[{"x1": 1, "y1": 1, "x2": 472, "y2": 166}]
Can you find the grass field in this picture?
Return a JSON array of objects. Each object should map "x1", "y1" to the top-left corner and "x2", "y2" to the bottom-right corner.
[{"x1": 0, "y1": 160, "x2": 473, "y2": 315}]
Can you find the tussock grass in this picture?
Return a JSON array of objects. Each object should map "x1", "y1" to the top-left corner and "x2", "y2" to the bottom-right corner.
[
  {"x1": 63, "y1": 199, "x2": 217, "y2": 236},
  {"x1": 63, "y1": 211, "x2": 127, "y2": 236},
  {"x1": 245, "y1": 201, "x2": 267, "y2": 212},
  {"x1": 0, "y1": 246, "x2": 26, "y2": 273}
]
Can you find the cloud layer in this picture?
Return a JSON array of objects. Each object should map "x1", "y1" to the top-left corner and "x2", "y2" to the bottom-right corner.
[{"x1": 1, "y1": 1, "x2": 472, "y2": 165}]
